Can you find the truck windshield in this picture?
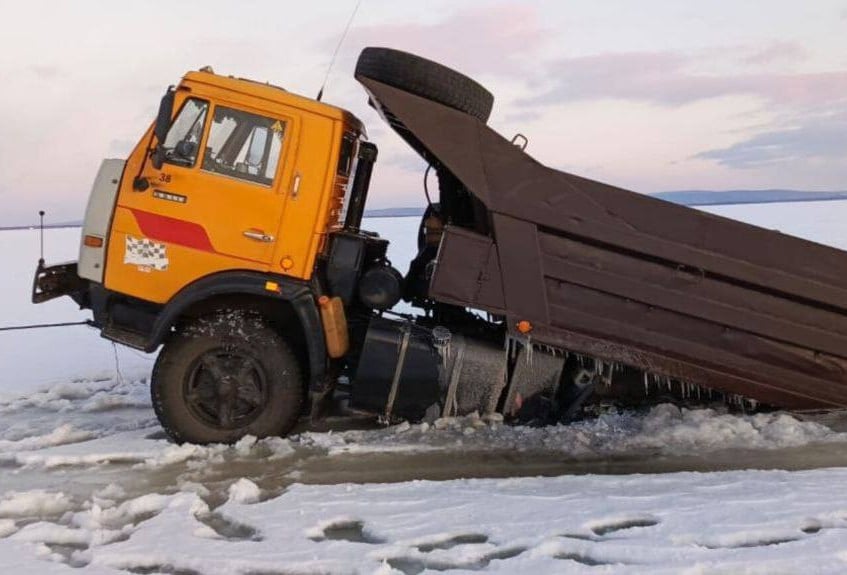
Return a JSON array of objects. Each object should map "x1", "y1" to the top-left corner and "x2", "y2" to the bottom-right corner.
[
  {"x1": 201, "y1": 106, "x2": 285, "y2": 186},
  {"x1": 161, "y1": 98, "x2": 209, "y2": 167}
]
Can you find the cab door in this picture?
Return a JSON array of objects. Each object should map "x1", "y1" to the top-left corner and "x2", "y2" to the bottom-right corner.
[
  {"x1": 110, "y1": 96, "x2": 295, "y2": 303},
  {"x1": 183, "y1": 102, "x2": 294, "y2": 264}
]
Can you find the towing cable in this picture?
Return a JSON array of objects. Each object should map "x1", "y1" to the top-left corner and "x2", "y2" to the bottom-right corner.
[
  {"x1": 0, "y1": 320, "x2": 128, "y2": 385},
  {"x1": 2, "y1": 211, "x2": 94, "y2": 332},
  {"x1": 0, "y1": 321, "x2": 91, "y2": 332}
]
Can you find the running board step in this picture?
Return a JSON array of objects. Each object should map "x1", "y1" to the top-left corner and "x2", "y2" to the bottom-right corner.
[{"x1": 101, "y1": 325, "x2": 148, "y2": 350}]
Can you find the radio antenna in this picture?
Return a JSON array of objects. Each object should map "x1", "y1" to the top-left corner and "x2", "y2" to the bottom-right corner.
[
  {"x1": 316, "y1": 0, "x2": 363, "y2": 102},
  {"x1": 38, "y1": 210, "x2": 45, "y2": 264}
]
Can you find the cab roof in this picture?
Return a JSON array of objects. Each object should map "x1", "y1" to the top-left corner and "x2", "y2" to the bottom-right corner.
[{"x1": 180, "y1": 70, "x2": 365, "y2": 136}]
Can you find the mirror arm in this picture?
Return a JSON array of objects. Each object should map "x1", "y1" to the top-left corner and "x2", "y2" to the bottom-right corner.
[{"x1": 133, "y1": 85, "x2": 175, "y2": 181}]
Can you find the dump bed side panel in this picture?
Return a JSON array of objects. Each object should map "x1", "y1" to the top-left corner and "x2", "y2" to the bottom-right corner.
[{"x1": 359, "y1": 76, "x2": 847, "y2": 409}]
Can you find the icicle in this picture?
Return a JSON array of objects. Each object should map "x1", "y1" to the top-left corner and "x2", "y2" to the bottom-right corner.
[
  {"x1": 643, "y1": 372, "x2": 649, "y2": 396},
  {"x1": 431, "y1": 326, "x2": 452, "y2": 371},
  {"x1": 505, "y1": 334, "x2": 519, "y2": 361}
]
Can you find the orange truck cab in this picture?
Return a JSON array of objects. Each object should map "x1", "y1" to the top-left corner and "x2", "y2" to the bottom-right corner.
[{"x1": 108, "y1": 71, "x2": 367, "y2": 304}]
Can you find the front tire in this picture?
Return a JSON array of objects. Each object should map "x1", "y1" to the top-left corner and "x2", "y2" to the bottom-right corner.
[{"x1": 151, "y1": 312, "x2": 304, "y2": 444}]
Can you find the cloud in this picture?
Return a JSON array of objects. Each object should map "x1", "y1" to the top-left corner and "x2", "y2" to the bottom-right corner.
[
  {"x1": 521, "y1": 51, "x2": 847, "y2": 108},
  {"x1": 502, "y1": 108, "x2": 544, "y2": 124},
  {"x1": 342, "y1": 3, "x2": 546, "y2": 77},
  {"x1": 742, "y1": 41, "x2": 807, "y2": 66},
  {"x1": 383, "y1": 152, "x2": 428, "y2": 174},
  {"x1": 695, "y1": 110, "x2": 847, "y2": 168},
  {"x1": 28, "y1": 65, "x2": 63, "y2": 79}
]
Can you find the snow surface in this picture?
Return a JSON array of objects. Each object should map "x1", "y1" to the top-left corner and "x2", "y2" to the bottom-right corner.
[
  {"x1": 5, "y1": 468, "x2": 847, "y2": 573},
  {"x1": 3, "y1": 205, "x2": 847, "y2": 572}
]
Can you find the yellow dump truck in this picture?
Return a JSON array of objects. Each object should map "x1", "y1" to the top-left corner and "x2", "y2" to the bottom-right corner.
[{"x1": 34, "y1": 48, "x2": 847, "y2": 444}]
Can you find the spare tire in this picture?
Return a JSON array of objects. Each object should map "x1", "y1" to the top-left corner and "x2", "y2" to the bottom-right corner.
[{"x1": 355, "y1": 47, "x2": 494, "y2": 122}]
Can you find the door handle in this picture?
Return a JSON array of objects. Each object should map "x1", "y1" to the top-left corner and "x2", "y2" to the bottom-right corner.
[{"x1": 242, "y1": 230, "x2": 275, "y2": 242}]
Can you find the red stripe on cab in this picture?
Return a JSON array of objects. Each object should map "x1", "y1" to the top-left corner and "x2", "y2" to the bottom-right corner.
[{"x1": 129, "y1": 208, "x2": 215, "y2": 252}]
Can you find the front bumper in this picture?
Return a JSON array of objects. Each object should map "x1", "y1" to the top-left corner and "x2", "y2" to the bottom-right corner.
[{"x1": 32, "y1": 260, "x2": 88, "y2": 306}]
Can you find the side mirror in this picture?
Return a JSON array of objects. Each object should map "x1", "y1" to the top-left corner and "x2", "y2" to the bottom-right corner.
[
  {"x1": 150, "y1": 87, "x2": 175, "y2": 170},
  {"x1": 154, "y1": 87, "x2": 175, "y2": 145}
]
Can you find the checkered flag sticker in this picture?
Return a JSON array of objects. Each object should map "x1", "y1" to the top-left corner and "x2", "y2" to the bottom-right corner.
[{"x1": 124, "y1": 236, "x2": 169, "y2": 271}]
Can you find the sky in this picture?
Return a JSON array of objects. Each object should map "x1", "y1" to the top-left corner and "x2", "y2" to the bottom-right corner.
[{"x1": 0, "y1": 0, "x2": 845, "y2": 227}]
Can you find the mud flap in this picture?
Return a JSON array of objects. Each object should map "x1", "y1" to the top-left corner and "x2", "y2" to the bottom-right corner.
[{"x1": 309, "y1": 386, "x2": 335, "y2": 422}]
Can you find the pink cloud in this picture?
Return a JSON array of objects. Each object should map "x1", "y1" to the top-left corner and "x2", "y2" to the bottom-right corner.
[
  {"x1": 342, "y1": 4, "x2": 546, "y2": 76},
  {"x1": 742, "y1": 41, "x2": 807, "y2": 66},
  {"x1": 522, "y1": 51, "x2": 847, "y2": 108}
]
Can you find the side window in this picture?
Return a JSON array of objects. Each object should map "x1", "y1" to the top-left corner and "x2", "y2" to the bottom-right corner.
[
  {"x1": 161, "y1": 98, "x2": 208, "y2": 167},
  {"x1": 202, "y1": 106, "x2": 285, "y2": 186}
]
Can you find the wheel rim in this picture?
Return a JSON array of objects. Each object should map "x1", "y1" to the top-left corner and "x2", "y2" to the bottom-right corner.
[{"x1": 184, "y1": 348, "x2": 268, "y2": 430}]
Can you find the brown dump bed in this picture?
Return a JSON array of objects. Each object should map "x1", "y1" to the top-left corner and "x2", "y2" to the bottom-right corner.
[{"x1": 358, "y1": 76, "x2": 847, "y2": 410}]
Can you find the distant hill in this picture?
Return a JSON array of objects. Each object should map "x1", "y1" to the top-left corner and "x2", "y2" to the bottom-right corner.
[
  {"x1": 652, "y1": 189, "x2": 847, "y2": 206},
  {"x1": 363, "y1": 207, "x2": 426, "y2": 218}
]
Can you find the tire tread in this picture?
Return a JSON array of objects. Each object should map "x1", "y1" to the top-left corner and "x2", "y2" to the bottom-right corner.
[{"x1": 355, "y1": 47, "x2": 494, "y2": 121}]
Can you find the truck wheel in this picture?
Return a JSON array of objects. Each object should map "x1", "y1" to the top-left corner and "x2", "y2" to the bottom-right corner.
[
  {"x1": 355, "y1": 47, "x2": 494, "y2": 122},
  {"x1": 151, "y1": 312, "x2": 303, "y2": 444}
]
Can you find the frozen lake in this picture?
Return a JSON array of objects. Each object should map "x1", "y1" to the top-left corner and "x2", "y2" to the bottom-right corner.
[{"x1": 3, "y1": 203, "x2": 847, "y2": 573}]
